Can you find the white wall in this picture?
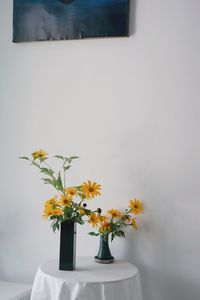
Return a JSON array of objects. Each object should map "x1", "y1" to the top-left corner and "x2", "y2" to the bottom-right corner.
[{"x1": 1, "y1": 0, "x2": 200, "y2": 299}]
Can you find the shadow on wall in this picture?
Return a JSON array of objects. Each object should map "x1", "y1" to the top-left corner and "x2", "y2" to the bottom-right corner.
[
  {"x1": 129, "y1": 0, "x2": 137, "y2": 36},
  {"x1": 121, "y1": 226, "x2": 200, "y2": 300},
  {"x1": 139, "y1": 266, "x2": 200, "y2": 300}
]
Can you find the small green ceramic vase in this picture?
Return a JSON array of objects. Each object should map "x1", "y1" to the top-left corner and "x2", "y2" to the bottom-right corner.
[{"x1": 95, "y1": 234, "x2": 114, "y2": 264}]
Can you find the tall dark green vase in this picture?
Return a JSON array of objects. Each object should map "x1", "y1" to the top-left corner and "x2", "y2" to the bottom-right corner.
[
  {"x1": 95, "y1": 234, "x2": 114, "y2": 264},
  {"x1": 59, "y1": 221, "x2": 76, "y2": 271}
]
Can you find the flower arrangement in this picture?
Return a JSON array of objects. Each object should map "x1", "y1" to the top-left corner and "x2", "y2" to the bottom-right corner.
[
  {"x1": 20, "y1": 149, "x2": 144, "y2": 267},
  {"x1": 20, "y1": 149, "x2": 101, "y2": 232},
  {"x1": 20, "y1": 149, "x2": 144, "y2": 239},
  {"x1": 88, "y1": 199, "x2": 144, "y2": 241}
]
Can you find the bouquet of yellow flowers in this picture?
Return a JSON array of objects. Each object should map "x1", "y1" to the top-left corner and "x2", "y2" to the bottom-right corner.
[
  {"x1": 20, "y1": 149, "x2": 101, "y2": 232},
  {"x1": 88, "y1": 199, "x2": 144, "y2": 241}
]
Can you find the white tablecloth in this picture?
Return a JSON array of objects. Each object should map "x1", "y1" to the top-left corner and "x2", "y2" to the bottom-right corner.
[{"x1": 31, "y1": 257, "x2": 143, "y2": 300}]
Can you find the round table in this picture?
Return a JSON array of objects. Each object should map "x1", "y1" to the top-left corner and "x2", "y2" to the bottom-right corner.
[{"x1": 30, "y1": 257, "x2": 143, "y2": 300}]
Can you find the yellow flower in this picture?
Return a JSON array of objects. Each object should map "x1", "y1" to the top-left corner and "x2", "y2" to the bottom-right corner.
[
  {"x1": 99, "y1": 215, "x2": 108, "y2": 223},
  {"x1": 45, "y1": 196, "x2": 59, "y2": 208},
  {"x1": 32, "y1": 149, "x2": 47, "y2": 160},
  {"x1": 64, "y1": 187, "x2": 78, "y2": 199},
  {"x1": 100, "y1": 222, "x2": 111, "y2": 234},
  {"x1": 129, "y1": 199, "x2": 144, "y2": 215},
  {"x1": 107, "y1": 209, "x2": 122, "y2": 218},
  {"x1": 131, "y1": 218, "x2": 138, "y2": 230},
  {"x1": 42, "y1": 205, "x2": 63, "y2": 219},
  {"x1": 42, "y1": 196, "x2": 62, "y2": 219},
  {"x1": 53, "y1": 208, "x2": 64, "y2": 217},
  {"x1": 42, "y1": 205, "x2": 54, "y2": 219},
  {"x1": 88, "y1": 213, "x2": 99, "y2": 227},
  {"x1": 79, "y1": 208, "x2": 85, "y2": 215},
  {"x1": 81, "y1": 180, "x2": 101, "y2": 199},
  {"x1": 60, "y1": 194, "x2": 72, "y2": 207}
]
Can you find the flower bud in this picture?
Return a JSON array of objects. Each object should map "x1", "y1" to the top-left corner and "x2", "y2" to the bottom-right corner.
[{"x1": 97, "y1": 208, "x2": 102, "y2": 214}]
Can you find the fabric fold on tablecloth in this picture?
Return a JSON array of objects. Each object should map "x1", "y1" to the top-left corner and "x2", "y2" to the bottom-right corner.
[{"x1": 31, "y1": 266, "x2": 143, "y2": 300}]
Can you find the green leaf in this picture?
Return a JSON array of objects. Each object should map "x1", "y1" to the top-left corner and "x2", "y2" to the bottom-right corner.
[
  {"x1": 70, "y1": 156, "x2": 79, "y2": 160},
  {"x1": 19, "y1": 156, "x2": 29, "y2": 160},
  {"x1": 88, "y1": 232, "x2": 99, "y2": 236},
  {"x1": 56, "y1": 172, "x2": 63, "y2": 192},
  {"x1": 76, "y1": 219, "x2": 84, "y2": 225},
  {"x1": 64, "y1": 165, "x2": 71, "y2": 171},
  {"x1": 114, "y1": 230, "x2": 125, "y2": 238},
  {"x1": 52, "y1": 222, "x2": 60, "y2": 233},
  {"x1": 40, "y1": 167, "x2": 54, "y2": 177},
  {"x1": 83, "y1": 209, "x2": 91, "y2": 215},
  {"x1": 41, "y1": 178, "x2": 58, "y2": 191},
  {"x1": 41, "y1": 178, "x2": 53, "y2": 184},
  {"x1": 67, "y1": 156, "x2": 79, "y2": 164},
  {"x1": 54, "y1": 155, "x2": 64, "y2": 160}
]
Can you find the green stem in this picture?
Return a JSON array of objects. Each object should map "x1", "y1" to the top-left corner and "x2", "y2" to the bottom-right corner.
[
  {"x1": 63, "y1": 162, "x2": 66, "y2": 189},
  {"x1": 78, "y1": 199, "x2": 84, "y2": 207},
  {"x1": 31, "y1": 160, "x2": 41, "y2": 169},
  {"x1": 43, "y1": 161, "x2": 59, "y2": 176}
]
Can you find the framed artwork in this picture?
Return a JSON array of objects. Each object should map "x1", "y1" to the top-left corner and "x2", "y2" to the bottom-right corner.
[{"x1": 13, "y1": 0, "x2": 130, "y2": 43}]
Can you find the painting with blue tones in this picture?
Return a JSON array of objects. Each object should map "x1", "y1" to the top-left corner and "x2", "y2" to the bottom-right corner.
[{"x1": 13, "y1": 0, "x2": 130, "y2": 42}]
